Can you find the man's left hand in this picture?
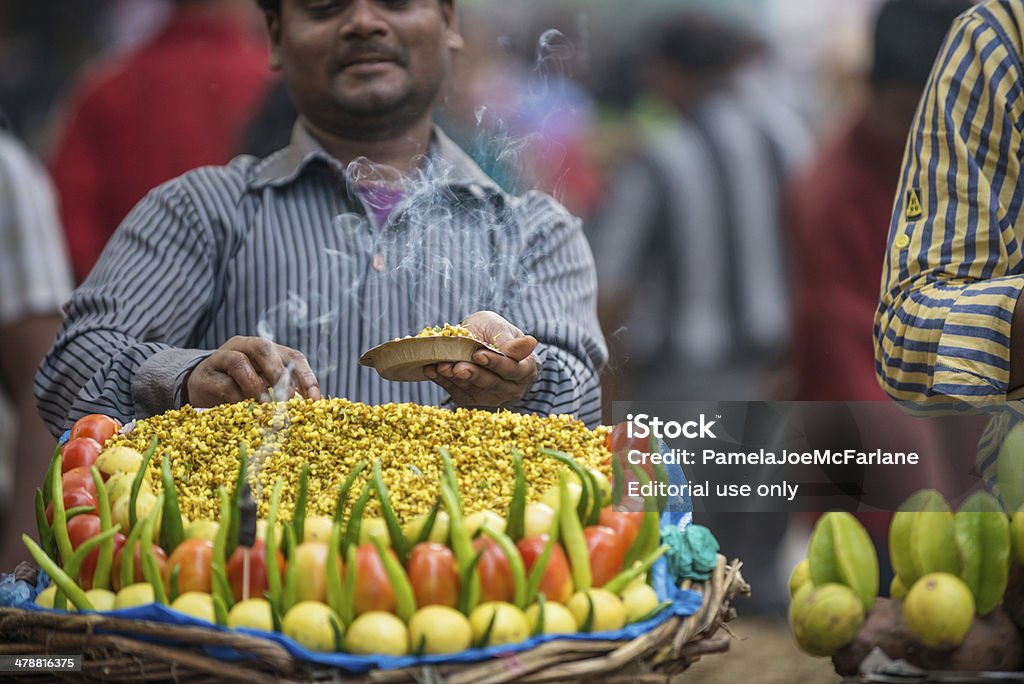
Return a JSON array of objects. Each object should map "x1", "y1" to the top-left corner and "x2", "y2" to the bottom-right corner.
[{"x1": 424, "y1": 311, "x2": 538, "y2": 407}]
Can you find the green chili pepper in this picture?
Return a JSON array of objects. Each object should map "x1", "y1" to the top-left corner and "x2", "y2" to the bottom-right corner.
[
  {"x1": 90, "y1": 467, "x2": 114, "y2": 591},
  {"x1": 50, "y1": 456, "x2": 73, "y2": 567},
  {"x1": 481, "y1": 525, "x2": 527, "y2": 609},
  {"x1": 129, "y1": 437, "x2": 158, "y2": 530},
  {"x1": 22, "y1": 534, "x2": 94, "y2": 612},
  {"x1": 211, "y1": 487, "x2": 233, "y2": 610},
  {"x1": 438, "y1": 448, "x2": 462, "y2": 508},
  {"x1": 160, "y1": 453, "x2": 186, "y2": 553},
  {"x1": 457, "y1": 547, "x2": 485, "y2": 617},
  {"x1": 341, "y1": 542, "x2": 356, "y2": 626},
  {"x1": 602, "y1": 544, "x2": 669, "y2": 594},
  {"x1": 343, "y1": 483, "x2": 372, "y2": 553},
  {"x1": 532, "y1": 592, "x2": 547, "y2": 636},
  {"x1": 370, "y1": 534, "x2": 416, "y2": 622},
  {"x1": 270, "y1": 601, "x2": 282, "y2": 633},
  {"x1": 525, "y1": 534, "x2": 559, "y2": 605},
  {"x1": 64, "y1": 526, "x2": 121, "y2": 595},
  {"x1": 541, "y1": 449, "x2": 591, "y2": 522},
  {"x1": 292, "y1": 464, "x2": 309, "y2": 544},
  {"x1": 624, "y1": 463, "x2": 661, "y2": 567},
  {"x1": 330, "y1": 615, "x2": 345, "y2": 653},
  {"x1": 227, "y1": 442, "x2": 249, "y2": 557},
  {"x1": 169, "y1": 566, "x2": 181, "y2": 603},
  {"x1": 474, "y1": 608, "x2": 498, "y2": 649},
  {"x1": 611, "y1": 457, "x2": 624, "y2": 507},
  {"x1": 34, "y1": 489, "x2": 56, "y2": 562},
  {"x1": 281, "y1": 526, "x2": 298, "y2": 615},
  {"x1": 333, "y1": 461, "x2": 368, "y2": 527},
  {"x1": 371, "y1": 459, "x2": 409, "y2": 562},
  {"x1": 119, "y1": 501, "x2": 149, "y2": 592},
  {"x1": 65, "y1": 506, "x2": 95, "y2": 520},
  {"x1": 326, "y1": 521, "x2": 345, "y2": 621},
  {"x1": 140, "y1": 496, "x2": 167, "y2": 604},
  {"x1": 580, "y1": 591, "x2": 596, "y2": 632},
  {"x1": 582, "y1": 468, "x2": 603, "y2": 526},
  {"x1": 441, "y1": 480, "x2": 479, "y2": 614},
  {"x1": 412, "y1": 634, "x2": 427, "y2": 657},
  {"x1": 414, "y1": 496, "x2": 442, "y2": 546},
  {"x1": 506, "y1": 450, "x2": 527, "y2": 542},
  {"x1": 633, "y1": 599, "x2": 673, "y2": 624},
  {"x1": 212, "y1": 592, "x2": 229, "y2": 627},
  {"x1": 42, "y1": 445, "x2": 60, "y2": 507},
  {"x1": 265, "y1": 479, "x2": 285, "y2": 613},
  {"x1": 559, "y1": 469, "x2": 591, "y2": 591}
]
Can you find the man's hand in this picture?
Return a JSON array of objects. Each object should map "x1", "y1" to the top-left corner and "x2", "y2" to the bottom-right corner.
[
  {"x1": 423, "y1": 311, "x2": 539, "y2": 407},
  {"x1": 185, "y1": 336, "x2": 321, "y2": 408}
]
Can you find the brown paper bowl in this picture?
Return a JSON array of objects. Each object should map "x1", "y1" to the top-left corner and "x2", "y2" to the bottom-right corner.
[{"x1": 359, "y1": 336, "x2": 503, "y2": 382}]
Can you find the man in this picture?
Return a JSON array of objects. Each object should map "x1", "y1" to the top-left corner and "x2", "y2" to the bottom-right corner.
[
  {"x1": 49, "y1": 0, "x2": 273, "y2": 283},
  {"x1": 36, "y1": 0, "x2": 606, "y2": 435},
  {"x1": 874, "y1": 0, "x2": 1024, "y2": 484},
  {"x1": 0, "y1": 115, "x2": 73, "y2": 568}
]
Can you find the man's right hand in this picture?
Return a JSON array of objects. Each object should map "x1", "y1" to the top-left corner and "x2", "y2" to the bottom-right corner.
[{"x1": 184, "y1": 336, "x2": 321, "y2": 408}]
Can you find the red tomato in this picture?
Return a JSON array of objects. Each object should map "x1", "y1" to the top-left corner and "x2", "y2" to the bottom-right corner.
[
  {"x1": 66, "y1": 513, "x2": 102, "y2": 551},
  {"x1": 69, "y1": 414, "x2": 122, "y2": 446},
  {"x1": 516, "y1": 534, "x2": 573, "y2": 603},
  {"x1": 111, "y1": 542, "x2": 168, "y2": 592},
  {"x1": 45, "y1": 489, "x2": 97, "y2": 525},
  {"x1": 163, "y1": 539, "x2": 214, "y2": 594},
  {"x1": 79, "y1": 532, "x2": 126, "y2": 590},
  {"x1": 61, "y1": 466, "x2": 99, "y2": 499},
  {"x1": 61, "y1": 438, "x2": 103, "y2": 474},
  {"x1": 472, "y1": 537, "x2": 514, "y2": 604},
  {"x1": 407, "y1": 542, "x2": 459, "y2": 608},
  {"x1": 227, "y1": 540, "x2": 284, "y2": 603},
  {"x1": 583, "y1": 525, "x2": 627, "y2": 586},
  {"x1": 598, "y1": 507, "x2": 641, "y2": 555},
  {"x1": 353, "y1": 543, "x2": 396, "y2": 615}
]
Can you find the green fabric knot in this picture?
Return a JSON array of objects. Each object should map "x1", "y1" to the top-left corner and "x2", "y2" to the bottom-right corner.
[{"x1": 664, "y1": 524, "x2": 719, "y2": 582}]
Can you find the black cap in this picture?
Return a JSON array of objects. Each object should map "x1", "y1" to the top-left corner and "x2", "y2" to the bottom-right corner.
[{"x1": 871, "y1": 0, "x2": 974, "y2": 87}]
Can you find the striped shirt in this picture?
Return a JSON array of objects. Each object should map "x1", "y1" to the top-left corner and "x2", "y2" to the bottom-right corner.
[
  {"x1": 35, "y1": 122, "x2": 607, "y2": 434},
  {"x1": 875, "y1": 0, "x2": 1024, "y2": 482},
  {"x1": 0, "y1": 130, "x2": 73, "y2": 325}
]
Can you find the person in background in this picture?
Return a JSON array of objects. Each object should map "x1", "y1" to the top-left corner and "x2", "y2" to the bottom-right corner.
[
  {"x1": 36, "y1": 0, "x2": 606, "y2": 436},
  {"x1": 790, "y1": 0, "x2": 973, "y2": 403},
  {"x1": 592, "y1": 12, "x2": 813, "y2": 405},
  {"x1": 0, "y1": 114, "x2": 73, "y2": 569},
  {"x1": 49, "y1": 0, "x2": 273, "y2": 283}
]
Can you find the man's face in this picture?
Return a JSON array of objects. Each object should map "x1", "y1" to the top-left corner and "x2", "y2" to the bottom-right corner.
[{"x1": 269, "y1": 0, "x2": 460, "y2": 138}]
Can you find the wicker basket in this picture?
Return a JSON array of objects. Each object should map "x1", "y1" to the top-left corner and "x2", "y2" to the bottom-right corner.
[{"x1": 0, "y1": 557, "x2": 747, "y2": 683}]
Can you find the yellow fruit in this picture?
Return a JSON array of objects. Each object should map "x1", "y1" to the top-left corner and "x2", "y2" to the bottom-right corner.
[
  {"x1": 541, "y1": 482, "x2": 581, "y2": 513},
  {"x1": 170, "y1": 592, "x2": 215, "y2": 623},
  {"x1": 789, "y1": 559, "x2": 812, "y2": 597},
  {"x1": 71, "y1": 589, "x2": 116, "y2": 612},
  {"x1": 105, "y1": 471, "x2": 151, "y2": 503},
  {"x1": 402, "y1": 510, "x2": 450, "y2": 545},
  {"x1": 464, "y1": 510, "x2": 506, "y2": 538},
  {"x1": 359, "y1": 518, "x2": 390, "y2": 545},
  {"x1": 35, "y1": 585, "x2": 57, "y2": 609},
  {"x1": 890, "y1": 576, "x2": 907, "y2": 600},
  {"x1": 282, "y1": 601, "x2": 342, "y2": 652},
  {"x1": 807, "y1": 512, "x2": 878, "y2": 613},
  {"x1": 525, "y1": 601, "x2": 578, "y2": 635},
  {"x1": 789, "y1": 583, "x2": 864, "y2": 657},
  {"x1": 115, "y1": 583, "x2": 155, "y2": 609},
  {"x1": 346, "y1": 611, "x2": 409, "y2": 656},
  {"x1": 111, "y1": 492, "x2": 161, "y2": 542},
  {"x1": 523, "y1": 503, "x2": 556, "y2": 538},
  {"x1": 567, "y1": 589, "x2": 627, "y2": 632},
  {"x1": 303, "y1": 516, "x2": 333, "y2": 543},
  {"x1": 620, "y1": 583, "x2": 659, "y2": 623},
  {"x1": 408, "y1": 606, "x2": 473, "y2": 654},
  {"x1": 228, "y1": 598, "x2": 274, "y2": 632},
  {"x1": 469, "y1": 602, "x2": 530, "y2": 646},
  {"x1": 588, "y1": 468, "x2": 612, "y2": 507},
  {"x1": 255, "y1": 519, "x2": 282, "y2": 543},
  {"x1": 96, "y1": 446, "x2": 144, "y2": 477},
  {"x1": 292, "y1": 542, "x2": 330, "y2": 603},
  {"x1": 185, "y1": 520, "x2": 219, "y2": 542},
  {"x1": 903, "y1": 573, "x2": 975, "y2": 649}
]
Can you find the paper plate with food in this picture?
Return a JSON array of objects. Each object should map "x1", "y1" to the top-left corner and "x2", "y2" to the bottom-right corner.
[{"x1": 359, "y1": 323, "x2": 506, "y2": 382}]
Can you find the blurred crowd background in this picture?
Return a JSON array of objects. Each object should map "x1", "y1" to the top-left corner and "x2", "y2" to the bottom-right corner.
[{"x1": 0, "y1": 0, "x2": 983, "y2": 613}]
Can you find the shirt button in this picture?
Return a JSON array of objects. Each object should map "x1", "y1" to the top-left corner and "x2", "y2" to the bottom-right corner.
[
  {"x1": 372, "y1": 254, "x2": 386, "y2": 271},
  {"x1": 895, "y1": 234, "x2": 911, "y2": 249}
]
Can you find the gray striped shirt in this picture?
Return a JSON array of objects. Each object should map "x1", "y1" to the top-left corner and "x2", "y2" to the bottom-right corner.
[{"x1": 35, "y1": 123, "x2": 606, "y2": 434}]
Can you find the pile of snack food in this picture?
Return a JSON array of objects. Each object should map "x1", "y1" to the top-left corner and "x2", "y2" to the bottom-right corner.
[
  {"x1": 26, "y1": 400, "x2": 679, "y2": 658},
  {"x1": 789, "y1": 490, "x2": 1024, "y2": 674}
]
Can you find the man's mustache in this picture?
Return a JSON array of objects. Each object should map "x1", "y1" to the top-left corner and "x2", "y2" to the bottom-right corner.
[{"x1": 330, "y1": 43, "x2": 406, "y2": 70}]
